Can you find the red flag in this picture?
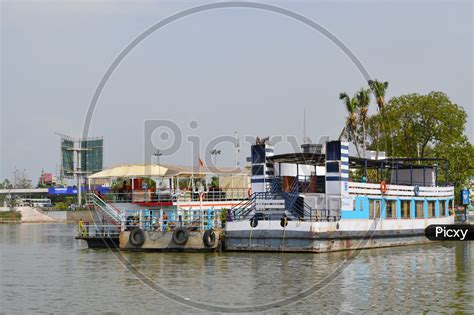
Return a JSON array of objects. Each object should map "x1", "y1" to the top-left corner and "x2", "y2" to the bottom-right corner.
[{"x1": 198, "y1": 157, "x2": 204, "y2": 167}]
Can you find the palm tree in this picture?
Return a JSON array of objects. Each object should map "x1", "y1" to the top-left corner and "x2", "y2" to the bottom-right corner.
[
  {"x1": 368, "y1": 80, "x2": 389, "y2": 110},
  {"x1": 356, "y1": 88, "x2": 371, "y2": 158},
  {"x1": 339, "y1": 92, "x2": 361, "y2": 157},
  {"x1": 368, "y1": 79, "x2": 389, "y2": 158}
]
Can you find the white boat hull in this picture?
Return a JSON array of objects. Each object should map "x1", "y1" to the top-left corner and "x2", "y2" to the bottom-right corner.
[{"x1": 225, "y1": 216, "x2": 454, "y2": 252}]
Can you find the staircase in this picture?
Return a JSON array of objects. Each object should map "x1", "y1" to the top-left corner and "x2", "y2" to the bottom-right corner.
[
  {"x1": 269, "y1": 178, "x2": 281, "y2": 193},
  {"x1": 231, "y1": 174, "x2": 323, "y2": 220},
  {"x1": 91, "y1": 192, "x2": 121, "y2": 225},
  {"x1": 283, "y1": 179, "x2": 300, "y2": 215},
  {"x1": 231, "y1": 193, "x2": 257, "y2": 220},
  {"x1": 291, "y1": 196, "x2": 316, "y2": 219}
]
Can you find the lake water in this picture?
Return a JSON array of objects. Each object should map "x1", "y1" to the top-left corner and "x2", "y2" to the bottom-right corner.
[{"x1": 1, "y1": 224, "x2": 472, "y2": 314}]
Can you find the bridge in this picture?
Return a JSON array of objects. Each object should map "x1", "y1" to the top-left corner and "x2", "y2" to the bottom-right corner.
[{"x1": 0, "y1": 188, "x2": 49, "y2": 196}]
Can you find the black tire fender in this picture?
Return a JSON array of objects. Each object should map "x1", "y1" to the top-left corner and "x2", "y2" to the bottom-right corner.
[
  {"x1": 172, "y1": 227, "x2": 190, "y2": 245},
  {"x1": 129, "y1": 228, "x2": 145, "y2": 246},
  {"x1": 203, "y1": 229, "x2": 216, "y2": 247},
  {"x1": 250, "y1": 217, "x2": 258, "y2": 228}
]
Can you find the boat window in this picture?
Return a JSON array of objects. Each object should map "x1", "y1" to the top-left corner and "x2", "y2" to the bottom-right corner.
[
  {"x1": 401, "y1": 200, "x2": 411, "y2": 218},
  {"x1": 385, "y1": 200, "x2": 396, "y2": 218},
  {"x1": 369, "y1": 200, "x2": 381, "y2": 218},
  {"x1": 439, "y1": 201, "x2": 446, "y2": 217},
  {"x1": 427, "y1": 201, "x2": 436, "y2": 218},
  {"x1": 415, "y1": 201, "x2": 424, "y2": 218}
]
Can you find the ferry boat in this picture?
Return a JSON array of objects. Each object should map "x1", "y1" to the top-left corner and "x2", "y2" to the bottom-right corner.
[
  {"x1": 77, "y1": 164, "x2": 249, "y2": 251},
  {"x1": 225, "y1": 139, "x2": 455, "y2": 252}
]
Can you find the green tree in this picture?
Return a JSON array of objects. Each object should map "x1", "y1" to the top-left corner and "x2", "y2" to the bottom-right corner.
[
  {"x1": 339, "y1": 92, "x2": 361, "y2": 157},
  {"x1": 433, "y1": 136, "x2": 474, "y2": 201},
  {"x1": 356, "y1": 88, "x2": 371, "y2": 158},
  {"x1": 368, "y1": 79, "x2": 389, "y2": 158},
  {"x1": 368, "y1": 80, "x2": 389, "y2": 110},
  {"x1": 366, "y1": 91, "x2": 473, "y2": 201},
  {"x1": 367, "y1": 92, "x2": 467, "y2": 158}
]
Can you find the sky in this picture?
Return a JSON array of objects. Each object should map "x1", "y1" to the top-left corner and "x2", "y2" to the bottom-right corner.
[{"x1": 1, "y1": 0, "x2": 473, "y2": 183}]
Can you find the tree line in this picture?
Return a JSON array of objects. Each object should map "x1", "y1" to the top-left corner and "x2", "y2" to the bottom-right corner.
[{"x1": 339, "y1": 80, "x2": 473, "y2": 199}]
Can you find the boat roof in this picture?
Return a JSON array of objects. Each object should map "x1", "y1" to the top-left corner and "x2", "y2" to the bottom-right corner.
[
  {"x1": 267, "y1": 153, "x2": 326, "y2": 166},
  {"x1": 88, "y1": 163, "x2": 246, "y2": 179},
  {"x1": 268, "y1": 153, "x2": 447, "y2": 169}
]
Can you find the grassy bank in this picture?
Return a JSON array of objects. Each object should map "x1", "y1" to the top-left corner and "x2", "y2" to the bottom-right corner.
[{"x1": 0, "y1": 211, "x2": 22, "y2": 223}]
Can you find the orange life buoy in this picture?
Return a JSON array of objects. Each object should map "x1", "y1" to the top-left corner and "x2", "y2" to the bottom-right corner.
[
  {"x1": 247, "y1": 187, "x2": 253, "y2": 197},
  {"x1": 380, "y1": 181, "x2": 387, "y2": 194}
]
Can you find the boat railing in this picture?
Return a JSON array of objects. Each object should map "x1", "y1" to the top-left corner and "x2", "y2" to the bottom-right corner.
[
  {"x1": 91, "y1": 192, "x2": 121, "y2": 223},
  {"x1": 77, "y1": 222, "x2": 120, "y2": 238},
  {"x1": 95, "y1": 189, "x2": 250, "y2": 204},
  {"x1": 231, "y1": 191, "x2": 332, "y2": 221},
  {"x1": 175, "y1": 189, "x2": 249, "y2": 202},
  {"x1": 348, "y1": 182, "x2": 454, "y2": 198},
  {"x1": 290, "y1": 196, "x2": 332, "y2": 220},
  {"x1": 121, "y1": 208, "x2": 222, "y2": 232},
  {"x1": 231, "y1": 194, "x2": 256, "y2": 220}
]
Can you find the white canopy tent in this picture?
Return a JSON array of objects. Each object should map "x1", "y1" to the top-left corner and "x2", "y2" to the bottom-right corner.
[
  {"x1": 88, "y1": 164, "x2": 168, "y2": 179},
  {"x1": 88, "y1": 163, "x2": 249, "y2": 194}
]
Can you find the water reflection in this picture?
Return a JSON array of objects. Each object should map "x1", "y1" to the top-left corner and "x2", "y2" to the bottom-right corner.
[{"x1": 0, "y1": 224, "x2": 472, "y2": 313}]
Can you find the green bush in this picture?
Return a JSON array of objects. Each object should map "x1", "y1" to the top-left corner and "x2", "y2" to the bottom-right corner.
[
  {"x1": 0, "y1": 211, "x2": 21, "y2": 222},
  {"x1": 54, "y1": 202, "x2": 68, "y2": 210}
]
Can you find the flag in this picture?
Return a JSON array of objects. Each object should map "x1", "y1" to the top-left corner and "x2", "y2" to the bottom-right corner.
[{"x1": 198, "y1": 157, "x2": 204, "y2": 168}]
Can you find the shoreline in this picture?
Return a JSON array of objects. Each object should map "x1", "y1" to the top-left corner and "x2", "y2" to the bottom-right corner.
[{"x1": 0, "y1": 207, "x2": 97, "y2": 224}]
